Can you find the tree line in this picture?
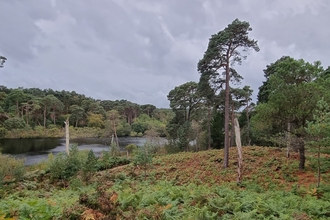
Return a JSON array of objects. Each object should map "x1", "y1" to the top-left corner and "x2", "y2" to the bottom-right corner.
[{"x1": 0, "y1": 86, "x2": 173, "y2": 138}]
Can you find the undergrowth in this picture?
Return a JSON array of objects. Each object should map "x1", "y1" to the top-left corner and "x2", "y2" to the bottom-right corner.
[{"x1": 0, "y1": 146, "x2": 329, "y2": 219}]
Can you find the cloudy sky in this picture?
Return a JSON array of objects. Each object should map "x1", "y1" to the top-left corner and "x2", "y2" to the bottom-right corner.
[{"x1": 0, "y1": 0, "x2": 329, "y2": 108}]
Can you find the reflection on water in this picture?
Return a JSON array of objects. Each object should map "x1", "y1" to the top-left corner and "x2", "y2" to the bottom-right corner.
[
  {"x1": 0, "y1": 137, "x2": 166, "y2": 165},
  {"x1": 0, "y1": 138, "x2": 62, "y2": 154}
]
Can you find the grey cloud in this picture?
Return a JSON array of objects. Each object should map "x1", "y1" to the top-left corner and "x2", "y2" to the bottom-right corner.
[
  {"x1": 0, "y1": 1, "x2": 56, "y2": 62},
  {"x1": 1, "y1": 0, "x2": 329, "y2": 108}
]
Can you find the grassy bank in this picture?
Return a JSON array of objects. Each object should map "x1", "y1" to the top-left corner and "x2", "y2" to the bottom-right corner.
[{"x1": 3, "y1": 126, "x2": 107, "y2": 139}]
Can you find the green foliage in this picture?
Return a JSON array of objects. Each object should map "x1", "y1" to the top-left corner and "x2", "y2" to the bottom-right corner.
[
  {"x1": 82, "y1": 150, "x2": 98, "y2": 180},
  {"x1": 96, "y1": 151, "x2": 130, "y2": 171},
  {"x1": 0, "y1": 87, "x2": 170, "y2": 139},
  {"x1": 0, "y1": 55, "x2": 6, "y2": 68},
  {"x1": 251, "y1": 56, "x2": 328, "y2": 170},
  {"x1": 48, "y1": 146, "x2": 130, "y2": 180},
  {"x1": 110, "y1": 142, "x2": 120, "y2": 156},
  {"x1": 48, "y1": 145, "x2": 83, "y2": 180},
  {"x1": 0, "y1": 189, "x2": 79, "y2": 219},
  {"x1": 4, "y1": 125, "x2": 64, "y2": 138},
  {"x1": 116, "y1": 120, "x2": 131, "y2": 136},
  {"x1": 253, "y1": 56, "x2": 325, "y2": 143},
  {"x1": 211, "y1": 111, "x2": 225, "y2": 149},
  {"x1": 177, "y1": 121, "x2": 192, "y2": 151},
  {"x1": 130, "y1": 131, "x2": 143, "y2": 137},
  {"x1": 306, "y1": 98, "x2": 330, "y2": 141},
  {"x1": 134, "y1": 144, "x2": 154, "y2": 179},
  {"x1": 70, "y1": 126, "x2": 103, "y2": 138},
  {"x1": 34, "y1": 125, "x2": 44, "y2": 134},
  {"x1": 167, "y1": 82, "x2": 202, "y2": 121},
  {"x1": 131, "y1": 113, "x2": 167, "y2": 136},
  {"x1": 4, "y1": 117, "x2": 26, "y2": 130},
  {"x1": 166, "y1": 82, "x2": 205, "y2": 150},
  {"x1": 131, "y1": 121, "x2": 148, "y2": 134},
  {"x1": 87, "y1": 113, "x2": 104, "y2": 128},
  {"x1": 0, "y1": 153, "x2": 25, "y2": 185},
  {"x1": 164, "y1": 142, "x2": 182, "y2": 154},
  {"x1": 0, "y1": 126, "x2": 7, "y2": 138},
  {"x1": 306, "y1": 98, "x2": 330, "y2": 186},
  {"x1": 69, "y1": 104, "x2": 85, "y2": 127},
  {"x1": 108, "y1": 181, "x2": 330, "y2": 219},
  {"x1": 125, "y1": 144, "x2": 138, "y2": 155},
  {"x1": 1, "y1": 147, "x2": 330, "y2": 219}
]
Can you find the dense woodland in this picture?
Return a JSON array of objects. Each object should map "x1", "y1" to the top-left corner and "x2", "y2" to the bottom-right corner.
[
  {"x1": 1, "y1": 19, "x2": 330, "y2": 219},
  {"x1": 0, "y1": 86, "x2": 174, "y2": 139}
]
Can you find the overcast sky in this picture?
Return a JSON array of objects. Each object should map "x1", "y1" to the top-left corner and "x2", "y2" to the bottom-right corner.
[{"x1": 0, "y1": 0, "x2": 329, "y2": 108}]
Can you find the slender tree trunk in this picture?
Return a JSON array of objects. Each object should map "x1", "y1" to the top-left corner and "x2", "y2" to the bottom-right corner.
[
  {"x1": 207, "y1": 105, "x2": 212, "y2": 150},
  {"x1": 188, "y1": 107, "x2": 192, "y2": 121},
  {"x1": 224, "y1": 63, "x2": 230, "y2": 168},
  {"x1": 317, "y1": 145, "x2": 321, "y2": 187},
  {"x1": 234, "y1": 118, "x2": 243, "y2": 184},
  {"x1": 64, "y1": 118, "x2": 70, "y2": 155},
  {"x1": 298, "y1": 139, "x2": 305, "y2": 170},
  {"x1": 286, "y1": 122, "x2": 291, "y2": 158}
]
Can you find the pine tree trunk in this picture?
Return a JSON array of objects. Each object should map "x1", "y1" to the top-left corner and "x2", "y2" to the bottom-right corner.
[
  {"x1": 317, "y1": 145, "x2": 321, "y2": 187},
  {"x1": 286, "y1": 122, "x2": 291, "y2": 158},
  {"x1": 298, "y1": 139, "x2": 305, "y2": 170},
  {"x1": 224, "y1": 63, "x2": 230, "y2": 168}
]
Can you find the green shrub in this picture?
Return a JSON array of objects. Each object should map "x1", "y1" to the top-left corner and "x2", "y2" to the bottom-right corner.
[
  {"x1": 0, "y1": 189, "x2": 79, "y2": 219},
  {"x1": 4, "y1": 117, "x2": 26, "y2": 130},
  {"x1": 0, "y1": 126, "x2": 7, "y2": 138},
  {"x1": 164, "y1": 143, "x2": 181, "y2": 154},
  {"x1": 48, "y1": 152, "x2": 66, "y2": 180},
  {"x1": 46, "y1": 124, "x2": 61, "y2": 137},
  {"x1": 134, "y1": 145, "x2": 154, "y2": 179},
  {"x1": 125, "y1": 144, "x2": 138, "y2": 155},
  {"x1": 48, "y1": 145, "x2": 84, "y2": 180},
  {"x1": 82, "y1": 150, "x2": 98, "y2": 180},
  {"x1": 0, "y1": 153, "x2": 25, "y2": 185},
  {"x1": 130, "y1": 131, "x2": 143, "y2": 137},
  {"x1": 110, "y1": 142, "x2": 120, "y2": 156},
  {"x1": 96, "y1": 152, "x2": 130, "y2": 171}
]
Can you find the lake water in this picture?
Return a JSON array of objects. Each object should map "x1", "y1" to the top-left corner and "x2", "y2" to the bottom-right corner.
[{"x1": 0, "y1": 137, "x2": 164, "y2": 165}]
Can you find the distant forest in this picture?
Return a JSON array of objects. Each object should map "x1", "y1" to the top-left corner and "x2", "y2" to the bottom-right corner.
[{"x1": 0, "y1": 85, "x2": 174, "y2": 139}]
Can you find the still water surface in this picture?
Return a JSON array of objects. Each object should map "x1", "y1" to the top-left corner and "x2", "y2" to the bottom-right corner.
[{"x1": 0, "y1": 137, "x2": 158, "y2": 165}]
